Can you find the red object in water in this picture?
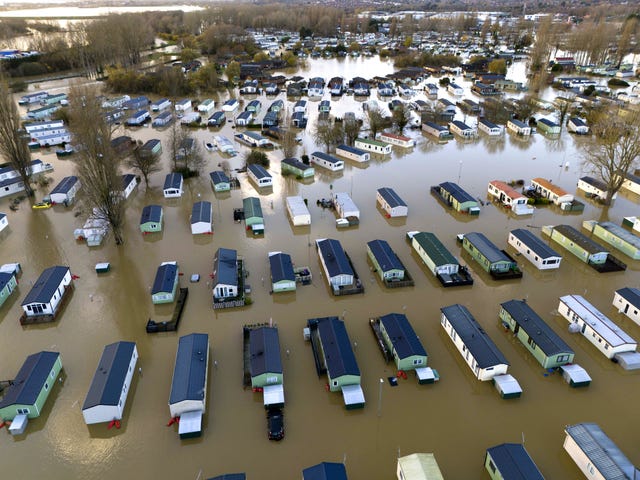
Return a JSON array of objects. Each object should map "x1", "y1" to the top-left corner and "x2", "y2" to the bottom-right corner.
[
  {"x1": 108, "y1": 419, "x2": 116, "y2": 430},
  {"x1": 166, "y1": 418, "x2": 175, "y2": 427},
  {"x1": 175, "y1": 417, "x2": 180, "y2": 423},
  {"x1": 178, "y1": 272, "x2": 184, "y2": 276},
  {"x1": 71, "y1": 274, "x2": 80, "y2": 280},
  {"x1": 115, "y1": 420, "x2": 121, "y2": 429},
  {"x1": 0, "y1": 421, "x2": 5, "y2": 429}
]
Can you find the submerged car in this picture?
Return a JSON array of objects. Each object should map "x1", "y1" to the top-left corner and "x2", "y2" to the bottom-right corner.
[{"x1": 267, "y1": 407, "x2": 284, "y2": 441}]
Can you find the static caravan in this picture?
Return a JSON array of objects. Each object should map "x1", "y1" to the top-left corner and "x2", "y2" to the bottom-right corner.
[
  {"x1": 281, "y1": 158, "x2": 315, "y2": 179},
  {"x1": 24, "y1": 119, "x2": 64, "y2": 134},
  {"x1": 396, "y1": 453, "x2": 444, "y2": 480},
  {"x1": 379, "y1": 132, "x2": 415, "y2": 148},
  {"x1": 212, "y1": 248, "x2": 239, "y2": 301},
  {"x1": 478, "y1": 118, "x2": 503, "y2": 136},
  {"x1": 440, "y1": 304, "x2": 510, "y2": 381},
  {"x1": 180, "y1": 112, "x2": 201, "y2": 125},
  {"x1": 151, "y1": 98, "x2": 171, "y2": 112},
  {"x1": 462, "y1": 232, "x2": 522, "y2": 278},
  {"x1": 366, "y1": 240, "x2": 406, "y2": 282},
  {"x1": 247, "y1": 164, "x2": 273, "y2": 188},
  {"x1": 329, "y1": 77, "x2": 344, "y2": 96},
  {"x1": 214, "y1": 135, "x2": 237, "y2": 155},
  {"x1": 530, "y1": 178, "x2": 574, "y2": 205},
  {"x1": 379, "y1": 313, "x2": 427, "y2": 371},
  {"x1": 433, "y1": 181, "x2": 480, "y2": 215},
  {"x1": 285, "y1": 196, "x2": 311, "y2": 226},
  {"x1": 333, "y1": 192, "x2": 359, "y2": 221},
  {"x1": 21, "y1": 266, "x2": 72, "y2": 319},
  {"x1": 269, "y1": 252, "x2": 296, "y2": 293},
  {"x1": 564, "y1": 423, "x2": 640, "y2": 480},
  {"x1": 139, "y1": 205, "x2": 163, "y2": 233},
  {"x1": 163, "y1": 173, "x2": 183, "y2": 198},
  {"x1": 485, "y1": 444, "x2": 544, "y2": 480},
  {"x1": 448, "y1": 82, "x2": 464, "y2": 95},
  {"x1": 169, "y1": 333, "x2": 209, "y2": 439},
  {"x1": 0, "y1": 160, "x2": 54, "y2": 198},
  {"x1": 507, "y1": 119, "x2": 531, "y2": 136},
  {"x1": 0, "y1": 212, "x2": 7, "y2": 234},
  {"x1": 354, "y1": 137, "x2": 392, "y2": 155},
  {"x1": 152, "y1": 111, "x2": 173, "y2": 128},
  {"x1": 336, "y1": 144, "x2": 370, "y2": 163},
  {"x1": 209, "y1": 171, "x2": 231, "y2": 192},
  {"x1": 174, "y1": 99, "x2": 192, "y2": 112},
  {"x1": 499, "y1": 299, "x2": 574, "y2": 369},
  {"x1": 303, "y1": 462, "x2": 348, "y2": 480},
  {"x1": 125, "y1": 110, "x2": 150, "y2": 126},
  {"x1": 537, "y1": 118, "x2": 561, "y2": 135},
  {"x1": 293, "y1": 99, "x2": 307, "y2": 114},
  {"x1": 577, "y1": 176, "x2": 615, "y2": 202},
  {"x1": 437, "y1": 98, "x2": 456, "y2": 114},
  {"x1": 19, "y1": 91, "x2": 48, "y2": 105},
  {"x1": 471, "y1": 82, "x2": 498, "y2": 96},
  {"x1": 208, "y1": 111, "x2": 225, "y2": 127},
  {"x1": 487, "y1": 180, "x2": 533, "y2": 215},
  {"x1": 49, "y1": 176, "x2": 80, "y2": 205},
  {"x1": 151, "y1": 262, "x2": 179, "y2": 304},
  {"x1": 613, "y1": 287, "x2": 640, "y2": 327},
  {"x1": 310, "y1": 151, "x2": 344, "y2": 171},
  {"x1": 222, "y1": 99, "x2": 239, "y2": 112},
  {"x1": 190, "y1": 201, "x2": 212, "y2": 235},
  {"x1": 558, "y1": 295, "x2": 637, "y2": 360},
  {"x1": 121, "y1": 174, "x2": 138, "y2": 200},
  {"x1": 235, "y1": 111, "x2": 253, "y2": 126},
  {"x1": 102, "y1": 95, "x2": 130, "y2": 109},
  {"x1": 422, "y1": 121, "x2": 452, "y2": 140},
  {"x1": 543, "y1": 224, "x2": 610, "y2": 266},
  {"x1": 268, "y1": 99, "x2": 284, "y2": 112},
  {"x1": 568, "y1": 117, "x2": 589, "y2": 134},
  {"x1": 378, "y1": 82, "x2": 394, "y2": 97},
  {"x1": 27, "y1": 104, "x2": 60, "y2": 119},
  {"x1": 620, "y1": 172, "x2": 640, "y2": 196},
  {"x1": 249, "y1": 326, "x2": 284, "y2": 393},
  {"x1": 243, "y1": 197, "x2": 264, "y2": 234},
  {"x1": 0, "y1": 351, "x2": 62, "y2": 423},
  {"x1": 140, "y1": 138, "x2": 162, "y2": 157},
  {"x1": 262, "y1": 111, "x2": 278, "y2": 127},
  {"x1": 316, "y1": 238, "x2": 354, "y2": 292},
  {"x1": 197, "y1": 99, "x2": 215, "y2": 114},
  {"x1": 376, "y1": 187, "x2": 408, "y2": 217},
  {"x1": 41, "y1": 93, "x2": 68, "y2": 106},
  {"x1": 318, "y1": 100, "x2": 331, "y2": 113},
  {"x1": 0, "y1": 271, "x2": 18, "y2": 308},
  {"x1": 424, "y1": 83, "x2": 438, "y2": 96},
  {"x1": 35, "y1": 130, "x2": 71, "y2": 147},
  {"x1": 583, "y1": 220, "x2": 640, "y2": 260},
  {"x1": 409, "y1": 231, "x2": 473, "y2": 287},
  {"x1": 82, "y1": 342, "x2": 138, "y2": 425},
  {"x1": 245, "y1": 99, "x2": 261, "y2": 114},
  {"x1": 508, "y1": 228, "x2": 562, "y2": 270},
  {"x1": 449, "y1": 120, "x2": 477, "y2": 139},
  {"x1": 239, "y1": 79, "x2": 258, "y2": 94},
  {"x1": 123, "y1": 96, "x2": 148, "y2": 110}
]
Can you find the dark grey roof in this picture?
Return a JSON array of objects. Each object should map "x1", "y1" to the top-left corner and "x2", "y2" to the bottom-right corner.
[
  {"x1": 570, "y1": 117, "x2": 587, "y2": 127},
  {"x1": 21, "y1": 266, "x2": 69, "y2": 306},
  {"x1": 191, "y1": 201, "x2": 212, "y2": 225},
  {"x1": 50, "y1": 176, "x2": 78, "y2": 195},
  {"x1": 412, "y1": 232, "x2": 458, "y2": 267},
  {"x1": 510, "y1": 229, "x2": 561, "y2": 259},
  {"x1": 439, "y1": 182, "x2": 476, "y2": 204},
  {"x1": 0, "y1": 351, "x2": 60, "y2": 408},
  {"x1": 500, "y1": 300, "x2": 573, "y2": 356},
  {"x1": 248, "y1": 163, "x2": 271, "y2": 179},
  {"x1": 440, "y1": 304, "x2": 509, "y2": 368},
  {"x1": 465, "y1": 232, "x2": 511, "y2": 264},
  {"x1": 314, "y1": 317, "x2": 360, "y2": 378},
  {"x1": 151, "y1": 263, "x2": 178, "y2": 295},
  {"x1": 509, "y1": 119, "x2": 528, "y2": 128},
  {"x1": 82, "y1": 342, "x2": 136, "y2": 409},
  {"x1": 615, "y1": 287, "x2": 640, "y2": 308},
  {"x1": 140, "y1": 205, "x2": 162, "y2": 224},
  {"x1": 0, "y1": 159, "x2": 43, "y2": 176},
  {"x1": 207, "y1": 475, "x2": 246, "y2": 480},
  {"x1": 122, "y1": 174, "x2": 137, "y2": 189},
  {"x1": 303, "y1": 462, "x2": 348, "y2": 480},
  {"x1": 479, "y1": 118, "x2": 498, "y2": 129},
  {"x1": 337, "y1": 144, "x2": 366, "y2": 155},
  {"x1": 282, "y1": 158, "x2": 311, "y2": 170},
  {"x1": 213, "y1": 248, "x2": 238, "y2": 287},
  {"x1": 538, "y1": 118, "x2": 559, "y2": 128},
  {"x1": 209, "y1": 170, "x2": 229, "y2": 185},
  {"x1": 163, "y1": 172, "x2": 183, "y2": 190},
  {"x1": 486, "y1": 443, "x2": 545, "y2": 480},
  {"x1": 424, "y1": 121, "x2": 447, "y2": 131},
  {"x1": 565, "y1": 423, "x2": 638, "y2": 480},
  {"x1": 243, "y1": 197, "x2": 263, "y2": 220},
  {"x1": 377, "y1": 187, "x2": 407, "y2": 208},
  {"x1": 0, "y1": 272, "x2": 14, "y2": 291},
  {"x1": 579, "y1": 176, "x2": 607, "y2": 191},
  {"x1": 597, "y1": 222, "x2": 640, "y2": 249},
  {"x1": 141, "y1": 138, "x2": 161, "y2": 151},
  {"x1": 379, "y1": 313, "x2": 427, "y2": 360},
  {"x1": 367, "y1": 239, "x2": 403, "y2": 273},
  {"x1": 553, "y1": 225, "x2": 608, "y2": 255},
  {"x1": 249, "y1": 327, "x2": 282, "y2": 377},
  {"x1": 169, "y1": 333, "x2": 209, "y2": 405},
  {"x1": 269, "y1": 252, "x2": 295, "y2": 283},
  {"x1": 451, "y1": 120, "x2": 472, "y2": 130},
  {"x1": 317, "y1": 238, "x2": 354, "y2": 278},
  {"x1": 312, "y1": 151, "x2": 341, "y2": 164}
]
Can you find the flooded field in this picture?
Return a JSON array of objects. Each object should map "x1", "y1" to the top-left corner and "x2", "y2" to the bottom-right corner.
[{"x1": 1, "y1": 59, "x2": 639, "y2": 479}]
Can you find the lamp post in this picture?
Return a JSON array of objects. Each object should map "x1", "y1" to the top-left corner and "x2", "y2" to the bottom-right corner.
[{"x1": 377, "y1": 378, "x2": 384, "y2": 417}]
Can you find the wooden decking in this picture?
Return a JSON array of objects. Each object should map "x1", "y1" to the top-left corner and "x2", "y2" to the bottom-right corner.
[
  {"x1": 146, "y1": 287, "x2": 189, "y2": 333},
  {"x1": 436, "y1": 265, "x2": 474, "y2": 287},
  {"x1": 382, "y1": 258, "x2": 415, "y2": 289},
  {"x1": 369, "y1": 318, "x2": 393, "y2": 362},
  {"x1": 307, "y1": 319, "x2": 327, "y2": 377},
  {"x1": 589, "y1": 254, "x2": 627, "y2": 273},
  {"x1": 20, "y1": 283, "x2": 74, "y2": 325}
]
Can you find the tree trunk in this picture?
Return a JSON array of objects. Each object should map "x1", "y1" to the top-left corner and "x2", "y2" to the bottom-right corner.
[
  {"x1": 604, "y1": 189, "x2": 614, "y2": 206},
  {"x1": 112, "y1": 226, "x2": 125, "y2": 245}
]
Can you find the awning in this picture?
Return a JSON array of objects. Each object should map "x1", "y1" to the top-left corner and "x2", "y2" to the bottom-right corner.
[
  {"x1": 178, "y1": 410, "x2": 202, "y2": 437},
  {"x1": 415, "y1": 367, "x2": 438, "y2": 383},
  {"x1": 8, "y1": 414, "x2": 28, "y2": 435},
  {"x1": 560, "y1": 364, "x2": 592, "y2": 385},
  {"x1": 341, "y1": 384, "x2": 365, "y2": 407},
  {"x1": 263, "y1": 384, "x2": 285, "y2": 407},
  {"x1": 493, "y1": 374, "x2": 522, "y2": 398}
]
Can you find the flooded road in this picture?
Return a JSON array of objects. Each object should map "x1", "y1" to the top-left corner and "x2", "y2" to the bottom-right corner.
[{"x1": 1, "y1": 60, "x2": 639, "y2": 479}]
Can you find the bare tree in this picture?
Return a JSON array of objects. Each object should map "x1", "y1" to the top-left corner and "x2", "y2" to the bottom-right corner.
[
  {"x1": 616, "y1": 17, "x2": 639, "y2": 68},
  {"x1": 581, "y1": 109, "x2": 640, "y2": 206},
  {"x1": 392, "y1": 105, "x2": 411, "y2": 134},
  {"x1": 366, "y1": 104, "x2": 386, "y2": 138},
  {"x1": 126, "y1": 140, "x2": 162, "y2": 188},
  {"x1": 313, "y1": 118, "x2": 336, "y2": 153},
  {"x1": 0, "y1": 79, "x2": 35, "y2": 197},
  {"x1": 556, "y1": 94, "x2": 575, "y2": 133},
  {"x1": 343, "y1": 115, "x2": 361, "y2": 146},
  {"x1": 67, "y1": 84, "x2": 126, "y2": 244},
  {"x1": 280, "y1": 109, "x2": 298, "y2": 159}
]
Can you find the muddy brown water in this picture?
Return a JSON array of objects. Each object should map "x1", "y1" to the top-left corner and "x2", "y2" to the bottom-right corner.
[{"x1": 1, "y1": 67, "x2": 639, "y2": 479}]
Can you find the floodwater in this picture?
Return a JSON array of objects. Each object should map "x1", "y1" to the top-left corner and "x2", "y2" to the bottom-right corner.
[{"x1": 1, "y1": 58, "x2": 639, "y2": 479}]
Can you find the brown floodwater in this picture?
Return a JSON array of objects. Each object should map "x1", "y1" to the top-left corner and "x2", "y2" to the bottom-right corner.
[{"x1": 1, "y1": 62, "x2": 639, "y2": 479}]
